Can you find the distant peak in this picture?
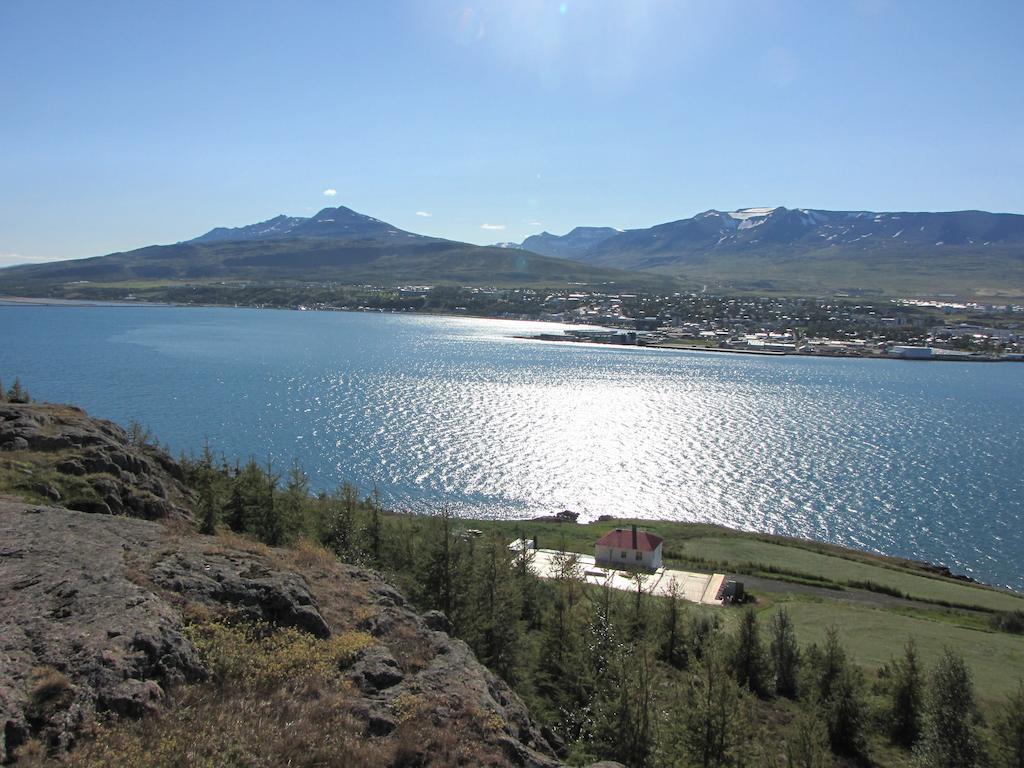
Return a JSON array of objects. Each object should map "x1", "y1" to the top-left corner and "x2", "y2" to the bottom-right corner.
[{"x1": 312, "y1": 205, "x2": 357, "y2": 217}]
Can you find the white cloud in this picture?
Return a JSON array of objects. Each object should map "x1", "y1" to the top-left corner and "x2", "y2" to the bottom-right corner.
[
  {"x1": 323, "y1": 188, "x2": 337, "y2": 197},
  {"x1": 415, "y1": 211, "x2": 432, "y2": 217},
  {"x1": 526, "y1": 221, "x2": 542, "y2": 227},
  {"x1": 480, "y1": 223, "x2": 506, "y2": 231},
  {"x1": 0, "y1": 253, "x2": 53, "y2": 267}
]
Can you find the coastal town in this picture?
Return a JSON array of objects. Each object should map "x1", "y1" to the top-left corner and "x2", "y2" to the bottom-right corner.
[{"x1": 407, "y1": 286, "x2": 1024, "y2": 361}]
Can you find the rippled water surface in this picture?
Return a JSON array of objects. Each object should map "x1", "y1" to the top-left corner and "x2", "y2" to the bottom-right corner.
[{"x1": 2, "y1": 305, "x2": 1022, "y2": 589}]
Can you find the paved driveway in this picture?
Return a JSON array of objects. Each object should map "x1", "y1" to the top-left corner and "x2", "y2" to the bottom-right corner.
[{"x1": 525, "y1": 548, "x2": 725, "y2": 606}]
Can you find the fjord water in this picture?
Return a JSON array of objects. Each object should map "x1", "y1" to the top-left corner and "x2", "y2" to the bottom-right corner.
[{"x1": 2, "y1": 305, "x2": 1022, "y2": 591}]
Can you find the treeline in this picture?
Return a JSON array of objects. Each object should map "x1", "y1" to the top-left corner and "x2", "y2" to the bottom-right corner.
[{"x1": 180, "y1": 451, "x2": 1024, "y2": 768}]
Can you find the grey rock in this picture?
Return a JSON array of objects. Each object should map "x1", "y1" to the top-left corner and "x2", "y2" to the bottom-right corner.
[
  {"x1": 150, "y1": 550, "x2": 331, "y2": 638},
  {"x1": 54, "y1": 459, "x2": 87, "y2": 476},
  {"x1": 0, "y1": 403, "x2": 194, "y2": 522},
  {"x1": 0, "y1": 502, "x2": 339, "y2": 761},
  {"x1": 99, "y1": 679, "x2": 163, "y2": 717},
  {"x1": 422, "y1": 609, "x2": 452, "y2": 633},
  {"x1": 0, "y1": 436, "x2": 29, "y2": 452},
  {"x1": 0, "y1": 503, "x2": 204, "y2": 762},
  {"x1": 348, "y1": 646, "x2": 404, "y2": 693}
]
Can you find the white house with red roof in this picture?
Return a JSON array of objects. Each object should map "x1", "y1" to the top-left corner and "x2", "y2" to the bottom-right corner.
[{"x1": 595, "y1": 525, "x2": 664, "y2": 570}]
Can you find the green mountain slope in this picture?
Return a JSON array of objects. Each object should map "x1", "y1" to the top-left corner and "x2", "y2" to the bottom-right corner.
[{"x1": 0, "y1": 209, "x2": 678, "y2": 294}]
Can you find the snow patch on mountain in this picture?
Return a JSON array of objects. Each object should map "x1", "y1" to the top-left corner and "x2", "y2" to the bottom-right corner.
[{"x1": 727, "y1": 207, "x2": 778, "y2": 221}]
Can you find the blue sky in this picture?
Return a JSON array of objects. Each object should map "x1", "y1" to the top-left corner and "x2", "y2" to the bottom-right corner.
[{"x1": 2, "y1": 0, "x2": 1022, "y2": 265}]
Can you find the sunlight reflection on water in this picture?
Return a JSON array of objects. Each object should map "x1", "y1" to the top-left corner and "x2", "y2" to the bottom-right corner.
[{"x1": 2, "y1": 306, "x2": 1022, "y2": 589}]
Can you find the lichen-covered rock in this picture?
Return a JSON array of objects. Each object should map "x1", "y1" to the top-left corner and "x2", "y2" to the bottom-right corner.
[
  {"x1": 347, "y1": 645, "x2": 405, "y2": 693},
  {"x1": 150, "y1": 549, "x2": 331, "y2": 638},
  {"x1": 0, "y1": 403, "x2": 192, "y2": 521},
  {"x1": 0, "y1": 503, "x2": 205, "y2": 761}
]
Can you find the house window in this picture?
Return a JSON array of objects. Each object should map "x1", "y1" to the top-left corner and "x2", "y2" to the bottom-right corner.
[
  {"x1": 636, "y1": 551, "x2": 642, "y2": 561},
  {"x1": 621, "y1": 550, "x2": 626, "y2": 558}
]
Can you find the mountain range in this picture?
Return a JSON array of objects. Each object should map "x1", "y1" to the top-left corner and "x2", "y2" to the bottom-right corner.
[
  {"x1": 2, "y1": 204, "x2": 1023, "y2": 298},
  {"x1": 507, "y1": 207, "x2": 1024, "y2": 296},
  {"x1": 0, "y1": 206, "x2": 667, "y2": 293}
]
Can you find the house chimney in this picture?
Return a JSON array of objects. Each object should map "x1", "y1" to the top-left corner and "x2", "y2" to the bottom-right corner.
[{"x1": 632, "y1": 524, "x2": 637, "y2": 550}]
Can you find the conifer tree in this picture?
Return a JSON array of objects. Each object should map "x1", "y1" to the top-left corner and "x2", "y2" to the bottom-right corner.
[
  {"x1": 417, "y1": 507, "x2": 459, "y2": 618},
  {"x1": 596, "y1": 642, "x2": 654, "y2": 768},
  {"x1": 689, "y1": 611, "x2": 721, "y2": 662},
  {"x1": 0, "y1": 377, "x2": 6, "y2": 403},
  {"x1": 278, "y1": 459, "x2": 310, "y2": 543},
  {"x1": 805, "y1": 627, "x2": 868, "y2": 760},
  {"x1": 889, "y1": 638, "x2": 924, "y2": 748},
  {"x1": 825, "y1": 665, "x2": 868, "y2": 759},
  {"x1": 468, "y1": 531, "x2": 522, "y2": 683},
  {"x1": 659, "y1": 576, "x2": 689, "y2": 669},
  {"x1": 364, "y1": 487, "x2": 383, "y2": 565},
  {"x1": 785, "y1": 708, "x2": 831, "y2": 768},
  {"x1": 196, "y1": 443, "x2": 220, "y2": 534},
  {"x1": 677, "y1": 641, "x2": 744, "y2": 768},
  {"x1": 322, "y1": 482, "x2": 358, "y2": 558},
  {"x1": 808, "y1": 626, "x2": 845, "y2": 702},
  {"x1": 513, "y1": 527, "x2": 542, "y2": 631},
  {"x1": 914, "y1": 648, "x2": 985, "y2": 768},
  {"x1": 536, "y1": 551, "x2": 586, "y2": 729},
  {"x1": 225, "y1": 459, "x2": 258, "y2": 532},
  {"x1": 7, "y1": 377, "x2": 29, "y2": 403},
  {"x1": 252, "y1": 458, "x2": 282, "y2": 544},
  {"x1": 769, "y1": 606, "x2": 801, "y2": 699},
  {"x1": 629, "y1": 569, "x2": 650, "y2": 639},
  {"x1": 731, "y1": 607, "x2": 767, "y2": 697},
  {"x1": 993, "y1": 681, "x2": 1024, "y2": 768}
]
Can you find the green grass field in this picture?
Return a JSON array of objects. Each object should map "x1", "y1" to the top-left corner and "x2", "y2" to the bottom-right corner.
[
  {"x1": 684, "y1": 535, "x2": 1024, "y2": 613},
  {"x1": 762, "y1": 599, "x2": 1024, "y2": 703}
]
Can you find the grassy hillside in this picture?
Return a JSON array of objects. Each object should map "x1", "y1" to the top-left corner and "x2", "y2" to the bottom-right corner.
[{"x1": 595, "y1": 243, "x2": 1024, "y2": 299}]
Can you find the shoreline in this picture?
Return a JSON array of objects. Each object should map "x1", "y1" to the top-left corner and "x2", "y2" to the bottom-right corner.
[
  {"x1": 519, "y1": 333, "x2": 1016, "y2": 363},
  {"x1": 499, "y1": 510, "x2": 1016, "y2": 595},
  {"x1": 3, "y1": 294, "x2": 1018, "y2": 364}
]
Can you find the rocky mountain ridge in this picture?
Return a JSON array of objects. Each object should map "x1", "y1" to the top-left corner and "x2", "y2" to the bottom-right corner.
[
  {"x1": 519, "y1": 207, "x2": 1024, "y2": 267},
  {"x1": 513, "y1": 206, "x2": 1024, "y2": 295},
  {"x1": 189, "y1": 206, "x2": 423, "y2": 244},
  {"x1": 519, "y1": 227, "x2": 622, "y2": 261}
]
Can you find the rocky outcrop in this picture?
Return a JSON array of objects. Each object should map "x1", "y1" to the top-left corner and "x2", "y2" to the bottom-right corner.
[
  {"x1": 150, "y1": 549, "x2": 331, "y2": 638},
  {"x1": 0, "y1": 404, "x2": 191, "y2": 520},
  {"x1": 0, "y1": 502, "x2": 205, "y2": 760},
  {"x1": 0, "y1": 403, "x2": 612, "y2": 766},
  {"x1": 0, "y1": 500, "x2": 565, "y2": 766}
]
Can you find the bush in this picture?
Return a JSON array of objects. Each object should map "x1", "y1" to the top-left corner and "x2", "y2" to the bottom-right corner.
[
  {"x1": 991, "y1": 610, "x2": 1024, "y2": 635},
  {"x1": 184, "y1": 619, "x2": 372, "y2": 690}
]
